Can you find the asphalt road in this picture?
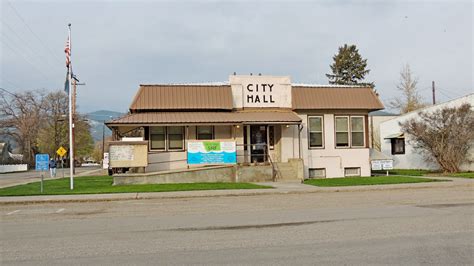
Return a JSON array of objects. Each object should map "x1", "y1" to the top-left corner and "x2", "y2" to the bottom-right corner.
[{"x1": 1, "y1": 186, "x2": 473, "y2": 265}]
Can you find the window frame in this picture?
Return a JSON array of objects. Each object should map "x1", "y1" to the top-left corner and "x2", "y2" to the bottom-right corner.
[
  {"x1": 391, "y1": 138, "x2": 405, "y2": 155},
  {"x1": 335, "y1": 116, "x2": 350, "y2": 148},
  {"x1": 334, "y1": 115, "x2": 366, "y2": 149},
  {"x1": 167, "y1": 126, "x2": 185, "y2": 151},
  {"x1": 308, "y1": 116, "x2": 324, "y2": 149},
  {"x1": 196, "y1": 126, "x2": 214, "y2": 140},
  {"x1": 149, "y1": 126, "x2": 166, "y2": 151},
  {"x1": 148, "y1": 126, "x2": 185, "y2": 152},
  {"x1": 350, "y1": 116, "x2": 365, "y2": 148}
]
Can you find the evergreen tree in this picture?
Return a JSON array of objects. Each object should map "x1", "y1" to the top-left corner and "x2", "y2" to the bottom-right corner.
[{"x1": 326, "y1": 44, "x2": 373, "y2": 86}]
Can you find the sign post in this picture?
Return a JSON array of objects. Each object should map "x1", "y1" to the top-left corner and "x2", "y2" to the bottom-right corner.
[
  {"x1": 56, "y1": 146, "x2": 67, "y2": 179},
  {"x1": 35, "y1": 154, "x2": 49, "y2": 193}
]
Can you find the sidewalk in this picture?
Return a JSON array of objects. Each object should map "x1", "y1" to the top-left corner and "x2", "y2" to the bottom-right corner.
[{"x1": 0, "y1": 176, "x2": 472, "y2": 205}]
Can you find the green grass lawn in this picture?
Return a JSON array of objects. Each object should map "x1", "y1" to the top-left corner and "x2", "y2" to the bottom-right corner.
[
  {"x1": 0, "y1": 176, "x2": 272, "y2": 197},
  {"x1": 372, "y1": 169, "x2": 431, "y2": 176},
  {"x1": 304, "y1": 175, "x2": 445, "y2": 187},
  {"x1": 445, "y1": 172, "x2": 474, "y2": 179}
]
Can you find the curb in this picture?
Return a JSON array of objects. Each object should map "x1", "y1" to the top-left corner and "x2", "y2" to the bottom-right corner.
[{"x1": 0, "y1": 180, "x2": 472, "y2": 205}]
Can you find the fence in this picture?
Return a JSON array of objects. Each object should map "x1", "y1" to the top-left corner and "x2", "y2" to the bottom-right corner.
[{"x1": 0, "y1": 164, "x2": 28, "y2": 173}]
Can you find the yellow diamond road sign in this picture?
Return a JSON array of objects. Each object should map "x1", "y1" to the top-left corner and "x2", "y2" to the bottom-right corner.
[{"x1": 56, "y1": 146, "x2": 67, "y2": 157}]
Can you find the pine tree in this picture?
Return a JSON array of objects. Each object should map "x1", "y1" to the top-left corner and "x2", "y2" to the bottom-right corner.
[{"x1": 326, "y1": 44, "x2": 373, "y2": 86}]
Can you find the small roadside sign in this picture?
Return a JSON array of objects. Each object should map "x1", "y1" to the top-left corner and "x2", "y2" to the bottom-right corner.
[
  {"x1": 371, "y1": 160, "x2": 382, "y2": 170},
  {"x1": 35, "y1": 154, "x2": 49, "y2": 171},
  {"x1": 382, "y1": 160, "x2": 394, "y2": 170},
  {"x1": 56, "y1": 146, "x2": 67, "y2": 157}
]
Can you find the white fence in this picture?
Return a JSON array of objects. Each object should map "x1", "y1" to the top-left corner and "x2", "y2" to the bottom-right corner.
[{"x1": 0, "y1": 164, "x2": 28, "y2": 174}]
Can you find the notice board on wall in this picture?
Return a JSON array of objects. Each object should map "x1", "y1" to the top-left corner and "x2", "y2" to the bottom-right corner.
[{"x1": 108, "y1": 141, "x2": 148, "y2": 168}]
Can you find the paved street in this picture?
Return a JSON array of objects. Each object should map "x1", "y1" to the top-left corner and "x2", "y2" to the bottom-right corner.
[
  {"x1": 1, "y1": 185, "x2": 473, "y2": 265},
  {"x1": 0, "y1": 167, "x2": 103, "y2": 188}
]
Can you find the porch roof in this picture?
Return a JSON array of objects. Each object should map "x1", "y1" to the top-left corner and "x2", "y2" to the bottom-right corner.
[{"x1": 106, "y1": 111, "x2": 302, "y2": 126}]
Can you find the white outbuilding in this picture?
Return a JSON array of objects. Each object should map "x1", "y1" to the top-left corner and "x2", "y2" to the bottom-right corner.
[{"x1": 379, "y1": 93, "x2": 474, "y2": 171}]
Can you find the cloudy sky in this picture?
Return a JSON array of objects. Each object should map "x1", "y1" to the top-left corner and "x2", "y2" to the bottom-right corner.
[{"x1": 1, "y1": 0, "x2": 472, "y2": 114}]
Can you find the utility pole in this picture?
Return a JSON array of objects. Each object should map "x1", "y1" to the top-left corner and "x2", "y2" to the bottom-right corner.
[
  {"x1": 432, "y1": 81, "x2": 436, "y2": 105},
  {"x1": 71, "y1": 77, "x2": 85, "y2": 175}
]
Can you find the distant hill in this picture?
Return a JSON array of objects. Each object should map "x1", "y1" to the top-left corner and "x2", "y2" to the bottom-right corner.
[{"x1": 86, "y1": 110, "x2": 125, "y2": 142}]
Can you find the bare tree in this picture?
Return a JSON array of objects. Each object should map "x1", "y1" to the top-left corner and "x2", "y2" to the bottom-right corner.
[
  {"x1": 390, "y1": 64, "x2": 425, "y2": 114},
  {"x1": 400, "y1": 103, "x2": 474, "y2": 173},
  {"x1": 0, "y1": 89, "x2": 47, "y2": 165}
]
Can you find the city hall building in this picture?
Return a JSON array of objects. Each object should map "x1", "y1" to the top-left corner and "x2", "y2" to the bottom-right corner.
[{"x1": 106, "y1": 75, "x2": 384, "y2": 181}]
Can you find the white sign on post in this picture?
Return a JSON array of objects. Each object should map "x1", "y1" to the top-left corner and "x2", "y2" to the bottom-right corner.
[
  {"x1": 371, "y1": 160, "x2": 382, "y2": 170},
  {"x1": 103, "y1": 152, "x2": 109, "y2": 169},
  {"x1": 382, "y1": 160, "x2": 394, "y2": 170}
]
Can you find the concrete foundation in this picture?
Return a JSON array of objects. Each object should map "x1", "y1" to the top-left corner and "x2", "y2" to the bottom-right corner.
[{"x1": 113, "y1": 159, "x2": 304, "y2": 185}]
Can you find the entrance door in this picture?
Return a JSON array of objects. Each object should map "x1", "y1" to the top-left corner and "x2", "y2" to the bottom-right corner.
[{"x1": 250, "y1": 125, "x2": 267, "y2": 163}]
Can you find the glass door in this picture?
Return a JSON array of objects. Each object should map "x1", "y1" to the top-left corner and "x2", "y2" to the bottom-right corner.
[{"x1": 250, "y1": 125, "x2": 267, "y2": 163}]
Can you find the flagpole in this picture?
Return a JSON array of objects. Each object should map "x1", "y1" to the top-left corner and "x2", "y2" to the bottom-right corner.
[{"x1": 67, "y1": 23, "x2": 74, "y2": 190}]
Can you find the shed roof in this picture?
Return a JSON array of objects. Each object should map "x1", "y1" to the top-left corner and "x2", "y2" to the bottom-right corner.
[
  {"x1": 129, "y1": 85, "x2": 234, "y2": 112},
  {"x1": 291, "y1": 86, "x2": 384, "y2": 111}
]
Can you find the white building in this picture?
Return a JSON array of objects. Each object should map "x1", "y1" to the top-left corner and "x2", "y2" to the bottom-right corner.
[
  {"x1": 106, "y1": 75, "x2": 384, "y2": 179},
  {"x1": 380, "y1": 93, "x2": 474, "y2": 171}
]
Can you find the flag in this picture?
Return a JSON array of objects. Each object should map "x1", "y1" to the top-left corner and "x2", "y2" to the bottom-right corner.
[
  {"x1": 64, "y1": 70, "x2": 69, "y2": 94},
  {"x1": 64, "y1": 36, "x2": 70, "y2": 68}
]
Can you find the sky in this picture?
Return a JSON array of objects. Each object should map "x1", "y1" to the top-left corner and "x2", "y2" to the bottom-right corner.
[{"x1": 1, "y1": 0, "x2": 473, "y2": 114}]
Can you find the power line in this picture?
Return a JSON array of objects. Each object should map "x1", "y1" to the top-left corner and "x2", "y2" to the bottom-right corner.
[
  {"x1": 0, "y1": 18, "x2": 64, "y2": 74},
  {"x1": 0, "y1": 38, "x2": 59, "y2": 85},
  {"x1": 6, "y1": 0, "x2": 64, "y2": 66}
]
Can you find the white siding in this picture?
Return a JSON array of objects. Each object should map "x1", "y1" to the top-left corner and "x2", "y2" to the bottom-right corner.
[
  {"x1": 298, "y1": 113, "x2": 371, "y2": 178},
  {"x1": 380, "y1": 94, "x2": 474, "y2": 171}
]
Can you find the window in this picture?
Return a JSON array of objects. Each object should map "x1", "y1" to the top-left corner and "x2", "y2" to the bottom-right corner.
[
  {"x1": 335, "y1": 116, "x2": 366, "y2": 148},
  {"x1": 391, "y1": 138, "x2": 405, "y2": 154},
  {"x1": 351, "y1": 117, "x2": 365, "y2": 147},
  {"x1": 168, "y1": 126, "x2": 184, "y2": 150},
  {"x1": 308, "y1": 116, "x2": 324, "y2": 148},
  {"x1": 335, "y1": 117, "x2": 349, "y2": 147},
  {"x1": 150, "y1": 127, "x2": 165, "y2": 150},
  {"x1": 197, "y1": 126, "x2": 214, "y2": 140},
  {"x1": 149, "y1": 126, "x2": 184, "y2": 151},
  {"x1": 344, "y1": 167, "x2": 361, "y2": 177},
  {"x1": 309, "y1": 168, "x2": 326, "y2": 178}
]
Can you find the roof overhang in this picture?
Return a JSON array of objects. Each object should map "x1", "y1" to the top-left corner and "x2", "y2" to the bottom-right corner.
[
  {"x1": 106, "y1": 111, "x2": 302, "y2": 128},
  {"x1": 384, "y1": 132, "x2": 405, "y2": 139}
]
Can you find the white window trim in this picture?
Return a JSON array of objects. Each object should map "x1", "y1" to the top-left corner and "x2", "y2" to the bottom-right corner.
[
  {"x1": 350, "y1": 116, "x2": 365, "y2": 148},
  {"x1": 335, "y1": 116, "x2": 350, "y2": 148},
  {"x1": 335, "y1": 115, "x2": 366, "y2": 149},
  {"x1": 308, "y1": 116, "x2": 324, "y2": 149}
]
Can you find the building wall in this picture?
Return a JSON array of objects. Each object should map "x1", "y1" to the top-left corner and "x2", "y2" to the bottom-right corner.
[
  {"x1": 369, "y1": 115, "x2": 398, "y2": 150},
  {"x1": 146, "y1": 125, "x2": 236, "y2": 172},
  {"x1": 380, "y1": 94, "x2": 474, "y2": 171},
  {"x1": 297, "y1": 112, "x2": 371, "y2": 178}
]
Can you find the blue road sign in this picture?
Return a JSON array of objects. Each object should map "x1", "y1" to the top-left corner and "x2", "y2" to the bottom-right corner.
[{"x1": 35, "y1": 154, "x2": 49, "y2": 171}]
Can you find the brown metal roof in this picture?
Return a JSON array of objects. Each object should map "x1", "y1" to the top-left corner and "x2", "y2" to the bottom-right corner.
[
  {"x1": 106, "y1": 111, "x2": 302, "y2": 126},
  {"x1": 292, "y1": 86, "x2": 384, "y2": 110},
  {"x1": 129, "y1": 85, "x2": 233, "y2": 112}
]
